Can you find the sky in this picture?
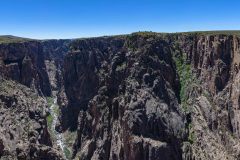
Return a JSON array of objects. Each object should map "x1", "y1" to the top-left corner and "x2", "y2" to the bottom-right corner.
[{"x1": 0, "y1": 0, "x2": 239, "y2": 39}]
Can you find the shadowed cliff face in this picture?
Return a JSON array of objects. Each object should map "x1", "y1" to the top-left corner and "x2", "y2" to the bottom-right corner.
[
  {"x1": 63, "y1": 34, "x2": 186, "y2": 160},
  {"x1": 175, "y1": 34, "x2": 240, "y2": 159},
  {"x1": 62, "y1": 33, "x2": 240, "y2": 160},
  {"x1": 2, "y1": 32, "x2": 240, "y2": 160},
  {"x1": 0, "y1": 39, "x2": 70, "y2": 159},
  {"x1": 0, "y1": 40, "x2": 70, "y2": 97}
]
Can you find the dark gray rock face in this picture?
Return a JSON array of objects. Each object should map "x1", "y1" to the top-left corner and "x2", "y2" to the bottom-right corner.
[
  {"x1": 2, "y1": 32, "x2": 240, "y2": 160},
  {"x1": 0, "y1": 79, "x2": 64, "y2": 160},
  {"x1": 63, "y1": 35, "x2": 186, "y2": 160},
  {"x1": 0, "y1": 40, "x2": 70, "y2": 97},
  {"x1": 0, "y1": 39, "x2": 70, "y2": 160},
  {"x1": 176, "y1": 34, "x2": 240, "y2": 159}
]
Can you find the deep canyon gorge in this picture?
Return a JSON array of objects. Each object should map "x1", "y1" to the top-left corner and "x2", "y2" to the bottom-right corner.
[{"x1": 0, "y1": 31, "x2": 240, "y2": 160}]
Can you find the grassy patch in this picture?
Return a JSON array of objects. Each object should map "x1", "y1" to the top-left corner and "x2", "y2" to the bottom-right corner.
[
  {"x1": 63, "y1": 130, "x2": 77, "y2": 159},
  {"x1": 46, "y1": 97, "x2": 54, "y2": 136},
  {"x1": 47, "y1": 114, "x2": 53, "y2": 131},
  {"x1": 64, "y1": 147, "x2": 71, "y2": 160},
  {"x1": 47, "y1": 97, "x2": 54, "y2": 106},
  {"x1": 187, "y1": 123, "x2": 195, "y2": 144},
  {"x1": 53, "y1": 104, "x2": 59, "y2": 115},
  {"x1": 0, "y1": 35, "x2": 34, "y2": 44},
  {"x1": 46, "y1": 97, "x2": 59, "y2": 114}
]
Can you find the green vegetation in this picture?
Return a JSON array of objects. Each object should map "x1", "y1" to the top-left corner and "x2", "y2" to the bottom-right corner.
[
  {"x1": 53, "y1": 104, "x2": 59, "y2": 115},
  {"x1": 64, "y1": 147, "x2": 71, "y2": 160},
  {"x1": 46, "y1": 97, "x2": 54, "y2": 136},
  {"x1": 173, "y1": 51, "x2": 192, "y2": 110},
  {"x1": 47, "y1": 114, "x2": 53, "y2": 127},
  {"x1": 0, "y1": 35, "x2": 34, "y2": 44},
  {"x1": 125, "y1": 33, "x2": 140, "y2": 50},
  {"x1": 46, "y1": 97, "x2": 57, "y2": 130},
  {"x1": 64, "y1": 131, "x2": 77, "y2": 145},
  {"x1": 173, "y1": 30, "x2": 240, "y2": 36},
  {"x1": 47, "y1": 97, "x2": 54, "y2": 105},
  {"x1": 187, "y1": 123, "x2": 195, "y2": 144},
  {"x1": 64, "y1": 130, "x2": 77, "y2": 159},
  {"x1": 130, "y1": 31, "x2": 162, "y2": 37},
  {"x1": 125, "y1": 32, "x2": 156, "y2": 50},
  {"x1": 125, "y1": 30, "x2": 240, "y2": 49},
  {"x1": 173, "y1": 45, "x2": 201, "y2": 145},
  {"x1": 46, "y1": 97, "x2": 71, "y2": 158}
]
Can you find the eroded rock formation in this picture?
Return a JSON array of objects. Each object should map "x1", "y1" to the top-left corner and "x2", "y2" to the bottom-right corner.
[
  {"x1": 63, "y1": 35, "x2": 186, "y2": 160},
  {"x1": 176, "y1": 34, "x2": 240, "y2": 159},
  {"x1": 0, "y1": 39, "x2": 70, "y2": 96},
  {"x1": 0, "y1": 78, "x2": 64, "y2": 159},
  {"x1": 0, "y1": 38, "x2": 70, "y2": 159},
  {"x1": 1, "y1": 32, "x2": 240, "y2": 160}
]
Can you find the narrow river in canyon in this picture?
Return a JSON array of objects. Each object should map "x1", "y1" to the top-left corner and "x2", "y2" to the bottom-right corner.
[{"x1": 49, "y1": 97, "x2": 67, "y2": 159}]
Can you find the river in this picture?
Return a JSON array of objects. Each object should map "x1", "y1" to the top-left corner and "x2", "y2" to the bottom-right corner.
[{"x1": 49, "y1": 97, "x2": 66, "y2": 158}]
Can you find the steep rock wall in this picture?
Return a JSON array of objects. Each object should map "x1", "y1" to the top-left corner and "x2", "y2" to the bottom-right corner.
[
  {"x1": 2, "y1": 32, "x2": 240, "y2": 160},
  {"x1": 0, "y1": 40, "x2": 70, "y2": 96},
  {"x1": 0, "y1": 78, "x2": 64, "y2": 159},
  {"x1": 175, "y1": 33, "x2": 240, "y2": 159},
  {"x1": 63, "y1": 34, "x2": 186, "y2": 160}
]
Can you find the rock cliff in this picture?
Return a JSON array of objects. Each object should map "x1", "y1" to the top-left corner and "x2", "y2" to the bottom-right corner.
[
  {"x1": 175, "y1": 33, "x2": 240, "y2": 159},
  {"x1": 1, "y1": 32, "x2": 240, "y2": 160},
  {"x1": 0, "y1": 39, "x2": 70, "y2": 96},
  {"x1": 0, "y1": 37, "x2": 70, "y2": 159},
  {"x1": 0, "y1": 78, "x2": 64, "y2": 159},
  {"x1": 63, "y1": 34, "x2": 186, "y2": 160}
]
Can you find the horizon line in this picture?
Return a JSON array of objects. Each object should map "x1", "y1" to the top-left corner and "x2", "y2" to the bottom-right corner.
[{"x1": 1, "y1": 29, "x2": 240, "y2": 40}]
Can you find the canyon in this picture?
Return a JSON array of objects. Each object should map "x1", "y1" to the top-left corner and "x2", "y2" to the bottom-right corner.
[{"x1": 0, "y1": 31, "x2": 240, "y2": 160}]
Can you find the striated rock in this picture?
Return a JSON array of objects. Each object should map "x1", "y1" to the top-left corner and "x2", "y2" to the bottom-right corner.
[{"x1": 175, "y1": 33, "x2": 240, "y2": 159}]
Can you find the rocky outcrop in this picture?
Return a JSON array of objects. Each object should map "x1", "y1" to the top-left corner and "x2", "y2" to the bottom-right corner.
[
  {"x1": 175, "y1": 33, "x2": 240, "y2": 159},
  {"x1": 0, "y1": 39, "x2": 70, "y2": 160},
  {"x1": 0, "y1": 39, "x2": 70, "y2": 97},
  {"x1": 63, "y1": 34, "x2": 186, "y2": 160},
  {"x1": 61, "y1": 32, "x2": 240, "y2": 160},
  {"x1": 2, "y1": 32, "x2": 240, "y2": 160},
  {"x1": 0, "y1": 78, "x2": 64, "y2": 159}
]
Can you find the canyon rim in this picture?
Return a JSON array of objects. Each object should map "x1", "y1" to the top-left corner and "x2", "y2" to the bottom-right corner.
[{"x1": 0, "y1": 31, "x2": 240, "y2": 159}]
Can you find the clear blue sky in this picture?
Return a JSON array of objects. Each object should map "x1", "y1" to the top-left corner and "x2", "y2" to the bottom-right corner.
[{"x1": 0, "y1": 0, "x2": 239, "y2": 39}]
